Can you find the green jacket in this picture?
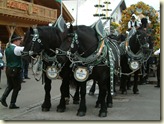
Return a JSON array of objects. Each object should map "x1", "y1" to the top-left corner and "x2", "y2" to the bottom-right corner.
[{"x1": 5, "y1": 44, "x2": 22, "y2": 68}]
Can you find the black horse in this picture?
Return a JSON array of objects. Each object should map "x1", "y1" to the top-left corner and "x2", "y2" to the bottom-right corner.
[
  {"x1": 22, "y1": 23, "x2": 77, "y2": 112},
  {"x1": 55, "y1": 23, "x2": 120, "y2": 117},
  {"x1": 88, "y1": 33, "x2": 125, "y2": 95},
  {"x1": 119, "y1": 27, "x2": 153, "y2": 94}
]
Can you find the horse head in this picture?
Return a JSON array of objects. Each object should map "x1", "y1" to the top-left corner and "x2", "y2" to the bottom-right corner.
[
  {"x1": 22, "y1": 27, "x2": 43, "y2": 57},
  {"x1": 126, "y1": 28, "x2": 153, "y2": 63},
  {"x1": 22, "y1": 26, "x2": 66, "y2": 58},
  {"x1": 56, "y1": 24, "x2": 99, "y2": 66}
]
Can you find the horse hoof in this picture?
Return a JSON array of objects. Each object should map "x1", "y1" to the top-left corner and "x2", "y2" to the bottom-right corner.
[
  {"x1": 56, "y1": 107, "x2": 65, "y2": 112},
  {"x1": 133, "y1": 91, "x2": 139, "y2": 94},
  {"x1": 121, "y1": 90, "x2": 127, "y2": 94},
  {"x1": 88, "y1": 92, "x2": 94, "y2": 96},
  {"x1": 77, "y1": 111, "x2": 86, "y2": 117},
  {"x1": 127, "y1": 87, "x2": 131, "y2": 90},
  {"x1": 133, "y1": 89, "x2": 139, "y2": 94},
  {"x1": 73, "y1": 100, "x2": 79, "y2": 104},
  {"x1": 42, "y1": 108, "x2": 50, "y2": 112},
  {"x1": 95, "y1": 103, "x2": 101, "y2": 108},
  {"x1": 65, "y1": 100, "x2": 69, "y2": 105},
  {"x1": 99, "y1": 112, "x2": 107, "y2": 117},
  {"x1": 107, "y1": 103, "x2": 113, "y2": 108}
]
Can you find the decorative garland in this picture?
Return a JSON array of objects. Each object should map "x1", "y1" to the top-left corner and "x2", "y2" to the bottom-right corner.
[
  {"x1": 111, "y1": 22, "x2": 120, "y2": 29},
  {"x1": 119, "y1": 1, "x2": 160, "y2": 50}
]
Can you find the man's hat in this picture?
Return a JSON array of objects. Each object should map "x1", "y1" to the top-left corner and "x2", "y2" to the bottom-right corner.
[
  {"x1": 131, "y1": 14, "x2": 137, "y2": 19},
  {"x1": 11, "y1": 34, "x2": 22, "y2": 42}
]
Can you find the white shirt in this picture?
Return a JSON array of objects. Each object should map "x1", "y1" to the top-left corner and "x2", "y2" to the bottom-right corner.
[
  {"x1": 10, "y1": 44, "x2": 24, "y2": 56},
  {"x1": 128, "y1": 20, "x2": 140, "y2": 29},
  {"x1": 154, "y1": 48, "x2": 160, "y2": 55},
  {"x1": 0, "y1": 52, "x2": 3, "y2": 58}
]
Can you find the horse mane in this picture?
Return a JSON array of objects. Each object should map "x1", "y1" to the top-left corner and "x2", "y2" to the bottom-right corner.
[
  {"x1": 128, "y1": 31, "x2": 140, "y2": 54},
  {"x1": 23, "y1": 28, "x2": 31, "y2": 46},
  {"x1": 36, "y1": 26, "x2": 64, "y2": 51},
  {"x1": 74, "y1": 25, "x2": 99, "y2": 57}
]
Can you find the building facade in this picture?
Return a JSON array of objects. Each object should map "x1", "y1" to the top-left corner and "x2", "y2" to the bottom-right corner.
[{"x1": 0, "y1": 0, "x2": 74, "y2": 50}]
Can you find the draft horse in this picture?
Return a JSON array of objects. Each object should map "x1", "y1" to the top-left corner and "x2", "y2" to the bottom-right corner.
[
  {"x1": 119, "y1": 27, "x2": 153, "y2": 94},
  {"x1": 22, "y1": 22, "x2": 74, "y2": 112},
  {"x1": 55, "y1": 22, "x2": 120, "y2": 117}
]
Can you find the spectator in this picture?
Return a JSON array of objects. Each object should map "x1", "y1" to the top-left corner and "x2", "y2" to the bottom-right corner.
[
  {"x1": 127, "y1": 14, "x2": 140, "y2": 31},
  {"x1": 0, "y1": 52, "x2": 5, "y2": 89},
  {"x1": 154, "y1": 48, "x2": 160, "y2": 88},
  {"x1": 0, "y1": 34, "x2": 24, "y2": 109},
  {"x1": 22, "y1": 57, "x2": 30, "y2": 80}
]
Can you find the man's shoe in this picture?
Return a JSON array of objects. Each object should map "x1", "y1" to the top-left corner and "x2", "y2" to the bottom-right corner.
[
  {"x1": 9, "y1": 104, "x2": 20, "y2": 109},
  {"x1": 0, "y1": 98, "x2": 8, "y2": 107},
  {"x1": 22, "y1": 80, "x2": 26, "y2": 83},
  {"x1": 25, "y1": 77, "x2": 30, "y2": 79}
]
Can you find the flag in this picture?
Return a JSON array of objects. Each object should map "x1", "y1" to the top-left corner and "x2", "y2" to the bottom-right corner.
[{"x1": 56, "y1": 0, "x2": 61, "y2": 3}]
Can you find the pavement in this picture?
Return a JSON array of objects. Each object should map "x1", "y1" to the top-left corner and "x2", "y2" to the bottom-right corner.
[{"x1": 0, "y1": 67, "x2": 162, "y2": 121}]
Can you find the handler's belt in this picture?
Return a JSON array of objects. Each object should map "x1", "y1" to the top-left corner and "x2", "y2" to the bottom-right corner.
[{"x1": 6, "y1": 67, "x2": 22, "y2": 77}]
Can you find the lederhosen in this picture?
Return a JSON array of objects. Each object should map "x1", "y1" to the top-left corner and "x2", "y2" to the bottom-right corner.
[{"x1": 5, "y1": 44, "x2": 22, "y2": 104}]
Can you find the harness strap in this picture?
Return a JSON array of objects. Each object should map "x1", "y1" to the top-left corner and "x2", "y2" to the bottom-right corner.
[{"x1": 73, "y1": 39, "x2": 107, "y2": 65}]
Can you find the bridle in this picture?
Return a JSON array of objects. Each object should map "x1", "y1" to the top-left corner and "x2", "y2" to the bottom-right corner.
[
  {"x1": 120, "y1": 30, "x2": 153, "y2": 76},
  {"x1": 124, "y1": 30, "x2": 151, "y2": 61},
  {"x1": 22, "y1": 28, "x2": 43, "y2": 57},
  {"x1": 30, "y1": 28, "x2": 43, "y2": 56}
]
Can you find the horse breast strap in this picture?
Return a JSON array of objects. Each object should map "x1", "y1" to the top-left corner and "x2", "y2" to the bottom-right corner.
[{"x1": 73, "y1": 39, "x2": 107, "y2": 65}]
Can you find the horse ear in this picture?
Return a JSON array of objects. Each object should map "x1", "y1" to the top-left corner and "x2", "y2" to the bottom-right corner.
[
  {"x1": 69, "y1": 24, "x2": 74, "y2": 33},
  {"x1": 30, "y1": 27, "x2": 34, "y2": 33}
]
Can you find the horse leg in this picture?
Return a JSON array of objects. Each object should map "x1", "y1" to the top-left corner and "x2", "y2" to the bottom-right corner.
[
  {"x1": 41, "y1": 76, "x2": 52, "y2": 111},
  {"x1": 133, "y1": 71, "x2": 139, "y2": 94},
  {"x1": 113, "y1": 75, "x2": 118, "y2": 94},
  {"x1": 95, "y1": 83, "x2": 101, "y2": 108},
  {"x1": 73, "y1": 84, "x2": 80, "y2": 104},
  {"x1": 106, "y1": 77, "x2": 113, "y2": 108},
  {"x1": 77, "y1": 82, "x2": 87, "y2": 117},
  {"x1": 127, "y1": 75, "x2": 131, "y2": 90},
  {"x1": 88, "y1": 80, "x2": 96, "y2": 96},
  {"x1": 120, "y1": 75, "x2": 127, "y2": 94},
  {"x1": 98, "y1": 82, "x2": 108, "y2": 117},
  {"x1": 57, "y1": 78, "x2": 70, "y2": 112}
]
